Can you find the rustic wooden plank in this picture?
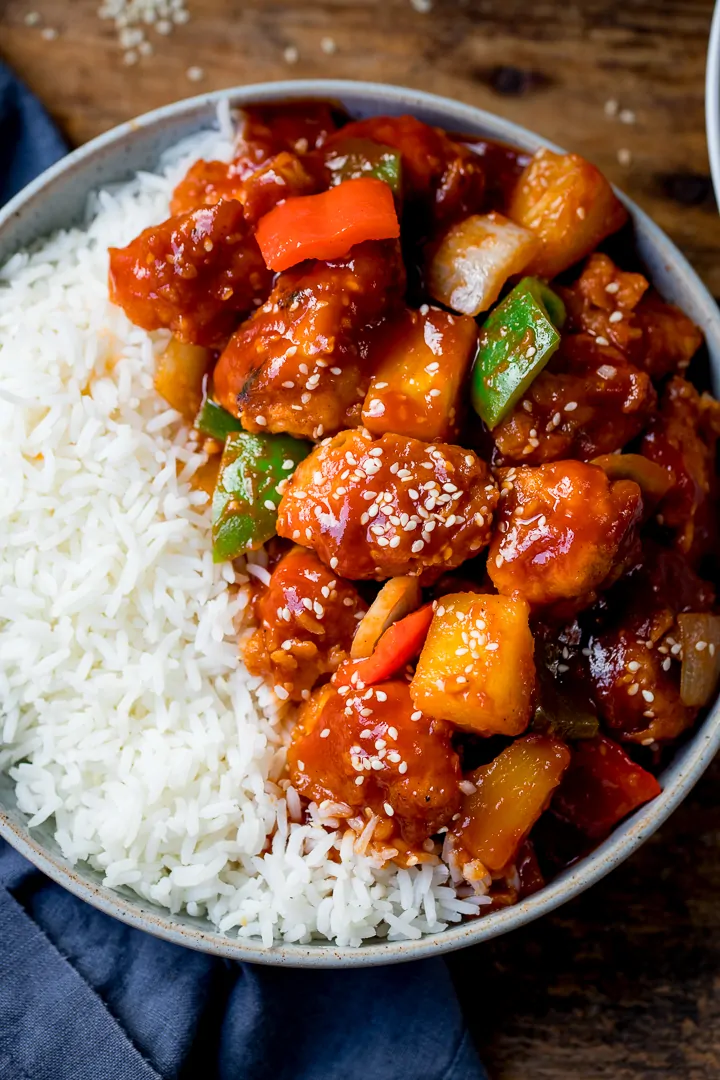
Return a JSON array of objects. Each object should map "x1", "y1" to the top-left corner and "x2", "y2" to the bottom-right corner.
[
  {"x1": 2, "y1": 3, "x2": 720, "y2": 1076},
  {"x1": 448, "y1": 757, "x2": 720, "y2": 1080}
]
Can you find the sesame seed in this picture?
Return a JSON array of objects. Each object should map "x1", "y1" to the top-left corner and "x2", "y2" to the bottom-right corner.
[
  {"x1": 609, "y1": 310, "x2": 623, "y2": 324},
  {"x1": 627, "y1": 661, "x2": 640, "y2": 672},
  {"x1": 564, "y1": 401, "x2": 578, "y2": 412},
  {"x1": 617, "y1": 148, "x2": 632, "y2": 166},
  {"x1": 398, "y1": 762, "x2": 408, "y2": 774},
  {"x1": 595, "y1": 336, "x2": 610, "y2": 347},
  {"x1": 619, "y1": 108, "x2": 636, "y2": 124},
  {"x1": 383, "y1": 802, "x2": 395, "y2": 817},
  {"x1": 274, "y1": 685, "x2": 289, "y2": 700},
  {"x1": 695, "y1": 640, "x2": 708, "y2": 652},
  {"x1": 642, "y1": 690, "x2": 655, "y2": 703},
  {"x1": 330, "y1": 366, "x2": 342, "y2": 375},
  {"x1": 662, "y1": 657, "x2": 672, "y2": 671},
  {"x1": 604, "y1": 98, "x2": 619, "y2": 117},
  {"x1": 411, "y1": 711, "x2": 422, "y2": 721},
  {"x1": 411, "y1": 540, "x2": 425, "y2": 553},
  {"x1": 255, "y1": 415, "x2": 267, "y2": 426},
  {"x1": 283, "y1": 45, "x2": 299, "y2": 64},
  {"x1": 186, "y1": 65, "x2": 204, "y2": 82},
  {"x1": 263, "y1": 499, "x2": 276, "y2": 511},
  {"x1": 320, "y1": 728, "x2": 330, "y2": 738},
  {"x1": 321, "y1": 35, "x2": 337, "y2": 53},
  {"x1": 627, "y1": 683, "x2": 640, "y2": 696},
  {"x1": 597, "y1": 364, "x2": 617, "y2": 380},
  {"x1": 355, "y1": 776, "x2": 365, "y2": 785},
  {"x1": 605, "y1": 281, "x2": 620, "y2": 294}
]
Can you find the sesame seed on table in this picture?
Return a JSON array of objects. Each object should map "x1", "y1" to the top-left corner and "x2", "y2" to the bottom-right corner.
[{"x1": 3, "y1": 0, "x2": 720, "y2": 1075}]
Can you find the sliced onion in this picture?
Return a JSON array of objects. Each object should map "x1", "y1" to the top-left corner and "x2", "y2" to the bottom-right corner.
[
  {"x1": 154, "y1": 337, "x2": 213, "y2": 419},
  {"x1": 591, "y1": 453, "x2": 672, "y2": 504},
  {"x1": 678, "y1": 613, "x2": 720, "y2": 707},
  {"x1": 350, "y1": 577, "x2": 422, "y2": 660},
  {"x1": 426, "y1": 212, "x2": 540, "y2": 317}
]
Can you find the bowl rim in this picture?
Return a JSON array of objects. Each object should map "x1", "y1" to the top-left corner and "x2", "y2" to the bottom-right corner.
[
  {"x1": 2, "y1": 78, "x2": 720, "y2": 968},
  {"x1": 706, "y1": 2, "x2": 720, "y2": 207}
]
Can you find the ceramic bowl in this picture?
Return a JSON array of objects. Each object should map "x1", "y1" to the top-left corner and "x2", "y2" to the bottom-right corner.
[
  {"x1": 706, "y1": 2, "x2": 720, "y2": 205},
  {"x1": 2, "y1": 80, "x2": 719, "y2": 967}
]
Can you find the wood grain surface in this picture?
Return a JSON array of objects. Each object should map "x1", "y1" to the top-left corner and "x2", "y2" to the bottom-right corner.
[{"x1": 2, "y1": 1, "x2": 720, "y2": 1076}]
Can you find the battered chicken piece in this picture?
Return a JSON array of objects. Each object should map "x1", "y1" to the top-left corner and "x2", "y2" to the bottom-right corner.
[
  {"x1": 170, "y1": 100, "x2": 337, "y2": 216},
  {"x1": 324, "y1": 114, "x2": 485, "y2": 226},
  {"x1": 589, "y1": 621, "x2": 695, "y2": 745},
  {"x1": 586, "y1": 545, "x2": 715, "y2": 744},
  {"x1": 488, "y1": 461, "x2": 642, "y2": 606},
  {"x1": 492, "y1": 334, "x2": 657, "y2": 466},
  {"x1": 108, "y1": 200, "x2": 272, "y2": 348},
  {"x1": 561, "y1": 253, "x2": 702, "y2": 381},
  {"x1": 276, "y1": 429, "x2": 499, "y2": 581},
  {"x1": 171, "y1": 152, "x2": 316, "y2": 223},
  {"x1": 641, "y1": 376, "x2": 720, "y2": 558},
  {"x1": 242, "y1": 547, "x2": 367, "y2": 702},
  {"x1": 287, "y1": 680, "x2": 462, "y2": 846},
  {"x1": 213, "y1": 241, "x2": 406, "y2": 441}
]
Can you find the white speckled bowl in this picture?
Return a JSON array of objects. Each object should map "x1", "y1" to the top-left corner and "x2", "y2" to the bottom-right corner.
[
  {"x1": 706, "y1": 3, "x2": 720, "y2": 205},
  {"x1": 2, "y1": 81, "x2": 720, "y2": 967}
]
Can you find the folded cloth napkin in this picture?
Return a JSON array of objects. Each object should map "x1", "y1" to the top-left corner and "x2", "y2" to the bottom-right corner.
[{"x1": 0, "y1": 63, "x2": 485, "y2": 1080}]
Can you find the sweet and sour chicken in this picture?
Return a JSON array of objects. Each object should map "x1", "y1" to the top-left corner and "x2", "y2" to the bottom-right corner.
[{"x1": 110, "y1": 100, "x2": 720, "y2": 912}]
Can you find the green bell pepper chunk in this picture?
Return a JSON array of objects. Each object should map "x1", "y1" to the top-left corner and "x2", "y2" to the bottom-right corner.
[
  {"x1": 325, "y1": 138, "x2": 402, "y2": 195},
  {"x1": 195, "y1": 395, "x2": 244, "y2": 441},
  {"x1": 532, "y1": 700, "x2": 599, "y2": 741},
  {"x1": 212, "y1": 432, "x2": 310, "y2": 562},
  {"x1": 471, "y1": 277, "x2": 566, "y2": 431},
  {"x1": 532, "y1": 668, "x2": 599, "y2": 741}
]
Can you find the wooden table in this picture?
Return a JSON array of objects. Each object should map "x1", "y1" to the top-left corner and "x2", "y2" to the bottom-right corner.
[{"x1": 2, "y1": 1, "x2": 720, "y2": 1075}]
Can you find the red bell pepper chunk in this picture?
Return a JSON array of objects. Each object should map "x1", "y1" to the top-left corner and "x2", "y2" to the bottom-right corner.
[
  {"x1": 552, "y1": 735, "x2": 662, "y2": 840},
  {"x1": 255, "y1": 177, "x2": 400, "y2": 271},
  {"x1": 336, "y1": 603, "x2": 434, "y2": 687}
]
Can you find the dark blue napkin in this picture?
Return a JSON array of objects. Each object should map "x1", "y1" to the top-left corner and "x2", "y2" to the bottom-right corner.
[{"x1": 0, "y1": 62, "x2": 485, "y2": 1080}]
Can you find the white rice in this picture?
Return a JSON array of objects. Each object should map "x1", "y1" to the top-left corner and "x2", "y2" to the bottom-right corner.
[{"x1": 0, "y1": 110, "x2": 488, "y2": 947}]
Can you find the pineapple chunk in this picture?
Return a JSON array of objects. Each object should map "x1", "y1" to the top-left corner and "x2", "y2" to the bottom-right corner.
[
  {"x1": 362, "y1": 307, "x2": 477, "y2": 441},
  {"x1": 154, "y1": 338, "x2": 212, "y2": 420},
  {"x1": 452, "y1": 734, "x2": 571, "y2": 872},
  {"x1": 410, "y1": 592, "x2": 535, "y2": 735},
  {"x1": 426, "y1": 211, "x2": 540, "y2": 317},
  {"x1": 508, "y1": 148, "x2": 628, "y2": 279}
]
